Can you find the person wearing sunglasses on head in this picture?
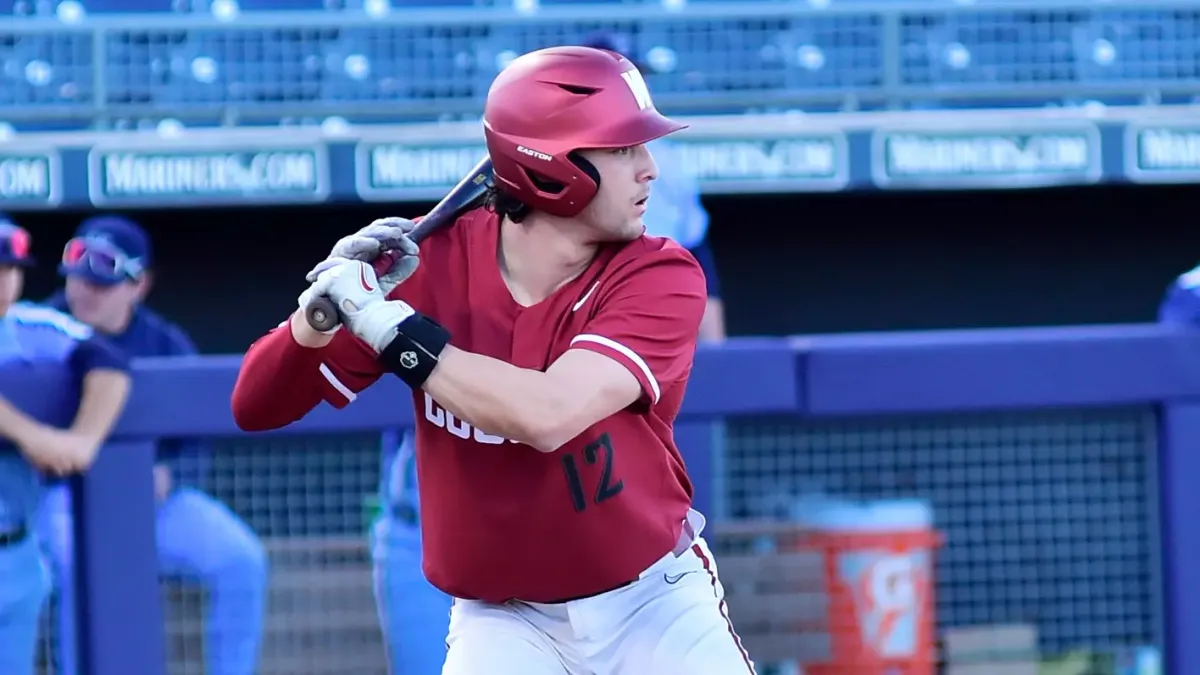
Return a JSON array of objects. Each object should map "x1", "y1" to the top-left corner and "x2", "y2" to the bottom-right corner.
[
  {"x1": 0, "y1": 215, "x2": 131, "y2": 675},
  {"x1": 38, "y1": 215, "x2": 268, "y2": 675}
]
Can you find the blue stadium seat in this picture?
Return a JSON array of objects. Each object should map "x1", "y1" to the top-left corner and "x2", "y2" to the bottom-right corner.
[
  {"x1": 316, "y1": 28, "x2": 389, "y2": 103},
  {"x1": 102, "y1": 28, "x2": 186, "y2": 105},
  {"x1": 775, "y1": 14, "x2": 885, "y2": 93},
  {"x1": 0, "y1": 0, "x2": 85, "y2": 16},
  {"x1": 178, "y1": 29, "x2": 326, "y2": 104},
  {"x1": 513, "y1": 0, "x2": 629, "y2": 5},
  {"x1": 899, "y1": 10, "x2": 1080, "y2": 91},
  {"x1": 83, "y1": 0, "x2": 176, "y2": 12},
  {"x1": 0, "y1": 32, "x2": 95, "y2": 110},
  {"x1": 318, "y1": 24, "x2": 486, "y2": 107},
  {"x1": 634, "y1": 15, "x2": 882, "y2": 106},
  {"x1": 474, "y1": 24, "x2": 633, "y2": 98},
  {"x1": 1075, "y1": 9, "x2": 1200, "y2": 85},
  {"x1": 391, "y1": 0, "x2": 490, "y2": 6},
  {"x1": 221, "y1": 0, "x2": 330, "y2": 11},
  {"x1": 8, "y1": 119, "x2": 93, "y2": 133},
  {"x1": 7, "y1": 0, "x2": 1199, "y2": 125}
]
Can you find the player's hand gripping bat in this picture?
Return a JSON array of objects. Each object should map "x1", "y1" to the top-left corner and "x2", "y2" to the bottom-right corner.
[{"x1": 304, "y1": 155, "x2": 494, "y2": 333}]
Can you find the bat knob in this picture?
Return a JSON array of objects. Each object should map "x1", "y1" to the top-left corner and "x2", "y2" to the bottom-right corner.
[{"x1": 306, "y1": 297, "x2": 341, "y2": 333}]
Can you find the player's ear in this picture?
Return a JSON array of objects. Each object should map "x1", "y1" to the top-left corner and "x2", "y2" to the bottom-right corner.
[
  {"x1": 11, "y1": 265, "x2": 25, "y2": 299},
  {"x1": 133, "y1": 271, "x2": 154, "y2": 301}
]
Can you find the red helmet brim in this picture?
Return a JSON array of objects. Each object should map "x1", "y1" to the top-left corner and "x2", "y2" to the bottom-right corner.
[{"x1": 577, "y1": 110, "x2": 688, "y2": 150}]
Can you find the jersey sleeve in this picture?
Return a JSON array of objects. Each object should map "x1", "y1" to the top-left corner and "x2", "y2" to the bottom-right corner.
[
  {"x1": 568, "y1": 244, "x2": 707, "y2": 407},
  {"x1": 68, "y1": 334, "x2": 131, "y2": 375},
  {"x1": 232, "y1": 322, "x2": 386, "y2": 431}
]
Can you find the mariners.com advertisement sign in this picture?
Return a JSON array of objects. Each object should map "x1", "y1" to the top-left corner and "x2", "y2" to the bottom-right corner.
[{"x1": 2, "y1": 118, "x2": 1199, "y2": 207}]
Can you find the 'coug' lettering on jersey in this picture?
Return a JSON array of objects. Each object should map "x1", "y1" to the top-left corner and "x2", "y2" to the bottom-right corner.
[{"x1": 423, "y1": 393, "x2": 517, "y2": 445}]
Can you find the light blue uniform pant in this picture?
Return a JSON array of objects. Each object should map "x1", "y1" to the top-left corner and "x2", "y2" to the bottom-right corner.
[
  {"x1": 371, "y1": 511, "x2": 453, "y2": 675},
  {"x1": 37, "y1": 485, "x2": 269, "y2": 675},
  {"x1": 0, "y1": 534, "x2": 50, "y2": 675}
]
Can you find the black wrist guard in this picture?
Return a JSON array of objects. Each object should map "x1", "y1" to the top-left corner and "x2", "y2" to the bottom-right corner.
[{"x1": 379, "y1": 312, "x2": 451, "y2": 388}]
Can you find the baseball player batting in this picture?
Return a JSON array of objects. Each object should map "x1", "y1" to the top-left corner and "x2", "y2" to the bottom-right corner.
[
  {"x1": 0, "y1": 218, "x2": 131, "y2": 675},
  {"x1": 232, "y1": 46, "x2": 756, "y2": 675}
]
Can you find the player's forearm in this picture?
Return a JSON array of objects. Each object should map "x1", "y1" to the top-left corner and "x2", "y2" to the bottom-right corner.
[
  {"x1": 424, "y1": 346, "x2": 574, "y2": 452},
  {"x1": 231, "y1": 317, "x2": 328, "y2": 431},
  {"x1": 69, "y1": 369, "x2": 132, "y2": 464},
  {"x1": 0, "y1": 394, "x2": 45, "y2": 447}
]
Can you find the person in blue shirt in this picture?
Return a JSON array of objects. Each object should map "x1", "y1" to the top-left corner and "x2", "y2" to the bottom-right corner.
[
  {"x1": 583, "y1": 32, "x2": 727, "y2": 342},
  {"x1": 372, "y1": 429, "x2": 453, "y2": 675},
  {"x1": 37, "y1": 215, "x2": 268, "y2": 675},
  {"x1": 0, "y1": 217, "x2": 131, "y2": 675}
]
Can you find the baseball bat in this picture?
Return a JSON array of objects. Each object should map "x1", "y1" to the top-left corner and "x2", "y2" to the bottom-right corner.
[{"x1": 304, "y1": 155, "x2": 494, "y2": 333}]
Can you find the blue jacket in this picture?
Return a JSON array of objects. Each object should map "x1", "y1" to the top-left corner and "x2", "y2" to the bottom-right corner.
[
  {"x1": 45, "y1": 293, "x2": 209, "y2": 488},
  {"x1": 0, "y1": 301, "x2": 129, "y2": 528}
]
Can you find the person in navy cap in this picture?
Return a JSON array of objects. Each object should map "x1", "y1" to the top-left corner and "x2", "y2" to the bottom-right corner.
[
  {"x1": 581, "y1": 31, "x2": 727, "y2": 341},
  {"x1": 0, "y1": 215, "x2": 131, "y2": 675},
  {"x1": 38, "y1": 214, "x2": 268, "y2": 675}
]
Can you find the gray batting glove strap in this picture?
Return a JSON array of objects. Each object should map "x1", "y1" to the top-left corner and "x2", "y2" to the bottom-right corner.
[{"x1": 321, "y1": 218, "x2": 421, "y2": 295}]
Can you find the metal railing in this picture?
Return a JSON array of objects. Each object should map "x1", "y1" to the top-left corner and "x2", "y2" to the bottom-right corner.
[{"x1": 8, "y1": 324, "x2": 1196, "y2": 675}]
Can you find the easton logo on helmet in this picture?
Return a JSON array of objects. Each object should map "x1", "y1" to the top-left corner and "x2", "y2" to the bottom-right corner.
[{"x1": 517, "y1": 146, "x2": 552, "y2": 161}]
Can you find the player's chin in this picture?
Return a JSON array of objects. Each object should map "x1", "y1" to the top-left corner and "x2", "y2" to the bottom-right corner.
[
  {"x1": 618, "y1": 219, "x2": 645, "y2": 240},
  {"x1": 597, "y1": 223, "x2": 641, "y2": 244}
]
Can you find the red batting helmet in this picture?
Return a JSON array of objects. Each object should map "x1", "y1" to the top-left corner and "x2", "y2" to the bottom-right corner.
[{"x1": 482, "y1": 45, "x2": 687, "y2": 218}]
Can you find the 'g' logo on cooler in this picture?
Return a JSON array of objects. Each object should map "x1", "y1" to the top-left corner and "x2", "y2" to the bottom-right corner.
[
  {"x1": 839, "y1": 551, "x2": 927, "y2": 658},
  {"x1": 868, "y1": 555, "x2": 917, "y2": 612}
]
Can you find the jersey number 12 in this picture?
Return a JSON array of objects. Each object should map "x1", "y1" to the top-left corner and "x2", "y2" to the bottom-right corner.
[{"x1": 562, "y1": 432, "x2": 624, "y2": 512}]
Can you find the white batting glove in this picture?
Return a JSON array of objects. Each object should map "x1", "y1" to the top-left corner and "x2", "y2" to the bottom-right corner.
[
  {"x1": 298, "y1": 257, "x2": 416, "y2": 350},
  {"x1": 324, "y1": 218, "x2": 421, "y2": 296}
]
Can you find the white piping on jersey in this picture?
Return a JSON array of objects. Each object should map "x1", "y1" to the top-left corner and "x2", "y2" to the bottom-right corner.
[
  {"x1": 8, "y1": 303, "x2": 93, "y2": 340},
  {"x1": 570, "y1": 333, "x2": 661, "y2": 404},
  {"x1": 572, "y1": 281, "x2": 600, "y2": 312},
  {"x1": 320, "y1": 363, "x2": 357, "y2": 403}
]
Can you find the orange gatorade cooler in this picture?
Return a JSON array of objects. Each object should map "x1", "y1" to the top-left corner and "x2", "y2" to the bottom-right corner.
[{"x1": 791, "y1": 498, "x2": 942, "y2": 675}]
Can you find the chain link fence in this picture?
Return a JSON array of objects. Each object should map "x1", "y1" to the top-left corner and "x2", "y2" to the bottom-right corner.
[{"x1": 33, "y1": 406, "x2": 1163, "y2": 674}]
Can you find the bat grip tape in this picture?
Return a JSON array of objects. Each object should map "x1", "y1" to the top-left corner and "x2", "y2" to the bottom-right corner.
[{"x1": 379, "y1": 312, "x2": 452, "y2": 389}]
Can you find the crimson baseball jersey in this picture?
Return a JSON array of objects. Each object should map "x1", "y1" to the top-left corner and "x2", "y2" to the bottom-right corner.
[{"x1": 232, "y1": 208, "x2": 707, "y2": 603}]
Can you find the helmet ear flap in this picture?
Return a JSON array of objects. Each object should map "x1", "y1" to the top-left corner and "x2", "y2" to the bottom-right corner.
[
  {"x1": 568, "y1": 151, "x2": 601, "y2": 192},
  {"x1": 519, "y1": 153, "x2": 599, "y2": 196},
  {"x1": 510, "y1": 151, "x2": 601, "y2": 215}
]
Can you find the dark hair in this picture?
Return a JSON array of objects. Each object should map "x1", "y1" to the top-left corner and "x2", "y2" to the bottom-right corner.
[
  {"x1": 485, "y1": 156, "x2": 588, "y2": 223},
  {"x1": 484, "y1": 183, "x2": 531, "y2": 223}
]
